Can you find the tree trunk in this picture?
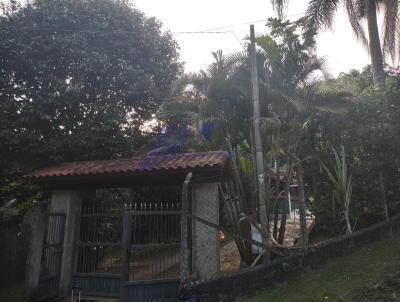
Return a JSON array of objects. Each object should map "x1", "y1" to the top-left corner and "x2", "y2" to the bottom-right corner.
[
  {"x1": 366, "y1": 0, "x2": 385, "y2": 91},
  {"x1": 273, "y1": 212, "x2": 279, "y2": 240},
  {"x1": 296, "y1": 160, "x2": 308, "y2": 247},
  {"x1": 249, "y1": 130, "x2": 258, "y2": 219},
  {"x1": 378, "y1": 171, "x2": 389, "y2": 222},
  {"x1": 226, "y1": 136, "x2": 247, "y2": 214},
  {"x1": 277, "y1": 212, "x2": 287, "y2": 245},
  {"x1": 344, "y1": 208, "x2": 352, "y2": 235},
  {"x1": 273, "y1": 162, "x2": 281, "y2": 240}
]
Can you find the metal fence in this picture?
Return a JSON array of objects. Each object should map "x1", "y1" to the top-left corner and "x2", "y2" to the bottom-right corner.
[{"x1": 38, "y1": 213, "x2": 66, "y2": 301}]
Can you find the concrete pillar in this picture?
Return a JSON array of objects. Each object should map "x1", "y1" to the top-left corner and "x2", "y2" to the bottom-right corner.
[
  {"x1": 51, "y1": 190, "x2": 83, "y2": 297},
  {"x1": 25, "y1": 202, "x2": 47, "y2": 301},
  {"x1": 191, "y1": 182, "x2": 220, "y2": 280}
]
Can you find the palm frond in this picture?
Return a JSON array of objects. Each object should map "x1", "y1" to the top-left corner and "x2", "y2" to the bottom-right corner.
[
  {"x1": 382, "y1": 0, "x2": 398, "y2": 61},
  {"x1": 345, "y1": 0, "x2": 368, "y2": 47},
  {"x1": 267, "y1": 88, "x2": 306, "y2": 113},
  {"x1": 271, "y1": 0, "x2": 290, "y2": 19},
  {"x1": 225, "y1": 50, "x2": 248, "y2": 69},
  {"x1": 157, "y1": 98, "x2": 200, "y2": 121},
  {"x1": 356, "y1": 0, "x2": 367, "y2": 18},
  {"x1": 295, "y1": 57, "x2": 326, "y2": 85},
  {"x1": 302, "y1": 83, "x2": 355, "y2": 114},
  {"x1": 322, "y1": 162, "x2": 339, "y2": 188},
  {"x1": 305, "y1": 0, "x2": 340, "y2": 30},
  {"x1": 256, "y1": 35, "x2": 282, "y2": 71},
  {"x1": 171, "y1": 75, "x2": 191, "y2": 96}
]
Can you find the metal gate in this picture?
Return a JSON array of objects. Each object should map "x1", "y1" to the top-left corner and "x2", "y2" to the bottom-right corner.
[
  {"x1": 73, "y1": 202, "x2": 181, "y2": 301},
  {"x1": 38, "y1": 213, "x2": 66, "y2": 301},
  {"x1": 121, "y1": 202, "x2": 181, "y2": 302},
  {"x1": 73, "y1": 205, "x2": 122, "y2": 298}
]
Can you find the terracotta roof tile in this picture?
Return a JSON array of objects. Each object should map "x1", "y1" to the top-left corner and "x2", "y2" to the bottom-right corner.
[{"x1": 25, "y1": 151, "x2": 229, "y2": 180}]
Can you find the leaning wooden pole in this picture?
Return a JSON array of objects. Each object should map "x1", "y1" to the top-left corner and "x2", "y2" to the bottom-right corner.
[{"x1": 249, "y1": 24, "x2": 270, "y2": 265}]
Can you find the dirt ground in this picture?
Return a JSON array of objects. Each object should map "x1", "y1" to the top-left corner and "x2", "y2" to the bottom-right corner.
[
  {"x1": 220, "y1": 240, "x2": 241, "y2": 273},
  {"x1": 219, "y1": 212, "x2": 315, "y2": 273}
]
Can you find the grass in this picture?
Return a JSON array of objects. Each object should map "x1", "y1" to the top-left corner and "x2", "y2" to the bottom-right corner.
[{"x1": 245, "y1": 234, "x2": 400, "y2": 302}]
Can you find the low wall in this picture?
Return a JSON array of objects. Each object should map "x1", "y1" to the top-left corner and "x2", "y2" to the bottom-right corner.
[{"x1": 184, "y1": 214, "x2": 400, "y2": 302}]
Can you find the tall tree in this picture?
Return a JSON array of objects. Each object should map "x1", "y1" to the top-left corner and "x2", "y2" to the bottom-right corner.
[
  {"x1": 0, "y1": 0, "x2": 181, "y2": 204},
  {"x1": 272, "y1": 0, "x2": 399, "y2": 91}
]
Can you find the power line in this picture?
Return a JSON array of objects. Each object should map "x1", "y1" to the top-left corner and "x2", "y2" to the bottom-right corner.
[
  {"x1": 201, "y1": 19, "x2": 269, "y2": 32},
  {"x1": 199, "y1": 12, "x2": 306, "y2": 32},
  {"x1": 19, "y1": 12, "x2": 306, "y2": 36},
  {"x1": 229, "y1": 31, "x2": 245, "y2": 48},
  {"x1": 15, "y1": 12, "x2": 307, "y2": 49},
  {"x1": 23, "y1": 27, "x2": 231, "y2": 35},
  {"x1": 173, "y1": 31, "x2": 230, "y2": 35},
  {"x1": 24, "y1": 26, "x2": 246, "y2": 47}
]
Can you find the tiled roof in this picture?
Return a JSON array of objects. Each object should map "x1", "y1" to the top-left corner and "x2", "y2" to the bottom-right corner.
[{"x1": 24, "y1": 151, "x2": 229, "y2": 180}]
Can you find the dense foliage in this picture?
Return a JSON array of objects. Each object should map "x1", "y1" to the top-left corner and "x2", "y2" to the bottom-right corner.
[
  {"x1": 0, "y1": 0, "x2": 181, "y2": 206},
  {"x1": 305, "y1": 67, "x2": 400, "y2": 233},
  {"x1": 161, "y1": 18, "x2": 400, "y2": 235}
]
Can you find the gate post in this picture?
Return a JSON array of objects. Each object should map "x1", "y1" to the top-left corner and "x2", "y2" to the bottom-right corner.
[
  {"x1": 120, "y1": 211, "x2": 131, "y2": 302},
  {"x1": 180, "y1": 172, "x2": 192, "y2": 288},
  {"x1": 191, "y1": 182, "x2": 220, "y2": 280},
  {"x1": 50, "y1": 190, "x2": 83, "y2": 298},
  {"x1": 25, "y1": 202, "x2": 47, "y2": 301}
]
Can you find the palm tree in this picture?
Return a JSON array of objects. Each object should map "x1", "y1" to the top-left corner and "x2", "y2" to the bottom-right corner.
[
  {"x1": 256, "y1": 18, "x2": 354, "y2": 118},
  {"x1": 272, "y1": 0, "x2": 399, "y2": 91}
]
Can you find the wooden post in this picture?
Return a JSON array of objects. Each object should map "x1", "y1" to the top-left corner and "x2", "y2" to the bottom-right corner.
[
  {"x1": 120, "y1": 211, "x2": 131, "y2": 302},
  {"x1": 250, "y1": 24, "x2": 269, "y2": 265},
  {"x1": 180, "y1": 172, "x2": 192, "y2": 288}
]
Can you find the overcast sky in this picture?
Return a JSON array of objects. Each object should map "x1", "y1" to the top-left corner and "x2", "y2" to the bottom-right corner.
[{"x1": 132, "y1": 0, "x2": 375, "y2": 77}]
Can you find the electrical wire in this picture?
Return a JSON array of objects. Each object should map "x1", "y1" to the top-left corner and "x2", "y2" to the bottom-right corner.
[
  {"x1": 18, "y1": 12, "x2": 307, "y2": 36},
  {"x1": 198, "y1": 12, "x2": 306, "y2": 32}
]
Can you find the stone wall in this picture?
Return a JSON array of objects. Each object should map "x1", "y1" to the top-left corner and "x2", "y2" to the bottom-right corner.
[{"x1": 183, "y1": 213, "x2": 400, "y2": 302}]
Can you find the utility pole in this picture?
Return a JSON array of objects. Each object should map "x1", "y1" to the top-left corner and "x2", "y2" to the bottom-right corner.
[{"x1": 249, "y1": 24, "x2": 270, "y2": 265}]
